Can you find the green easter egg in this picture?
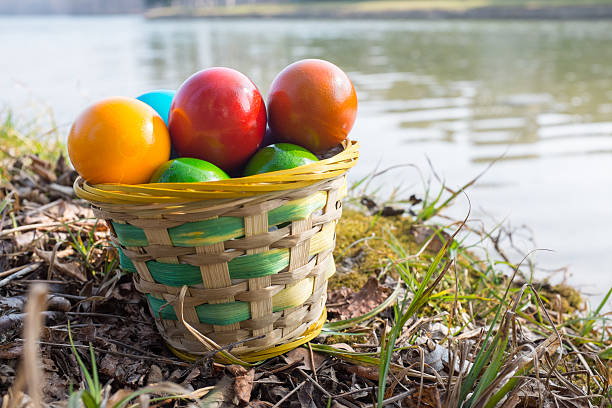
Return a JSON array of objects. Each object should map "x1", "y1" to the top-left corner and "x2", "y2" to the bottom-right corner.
[
  {"x1": 150, "y1": 157, "x2": 229, "y2": 183},
  {"x1": 243, "y1": 143, "x2": 318, "y2": 176}
]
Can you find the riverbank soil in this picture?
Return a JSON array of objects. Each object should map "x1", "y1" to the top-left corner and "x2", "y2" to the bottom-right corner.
[{"x1": 0, "y1": 149, "x2": 610, "y2": 406}]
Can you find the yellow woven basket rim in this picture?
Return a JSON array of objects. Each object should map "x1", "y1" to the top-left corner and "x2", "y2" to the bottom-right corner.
[{"x1": 74, "y1": 140, "x2": 359, "y2": 204}]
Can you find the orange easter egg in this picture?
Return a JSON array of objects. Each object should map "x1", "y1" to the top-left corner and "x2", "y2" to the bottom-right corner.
[{"x1": 68, "y1": 97, "x2": 171, "y2": 184}]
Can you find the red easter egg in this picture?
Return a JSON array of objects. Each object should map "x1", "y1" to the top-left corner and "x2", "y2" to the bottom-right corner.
[{"x1": 169, "y1": 67, "x2": 266, "y2": 173}]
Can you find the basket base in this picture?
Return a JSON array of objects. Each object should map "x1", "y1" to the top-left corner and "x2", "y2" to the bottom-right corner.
[{"x1": 166, "y1": 308, "x2": 327, "y2": 364}]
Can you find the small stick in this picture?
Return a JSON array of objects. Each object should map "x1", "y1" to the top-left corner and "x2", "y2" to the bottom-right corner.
[
  {"x1": 47, "y1": 241, "x2": 63, "y2": 280},
  {"x1": 381, "y1": 388, "x2": 416, "y2": 405},
  {"x1": 267, "y1": 359, "x2": 304, "y2": 374},
  {"x1": 19, "y1": 280, "x2": 69, "y2": 284},
  {"x1": 98, "y1": 336, "x2": 161, "y2": 358},
  {"x1": 0, "y1": 263, "x2": 40, "y2": 279},
  {"x1": 271, "y1": 381, "x2": 305, "y2": 408},
  {"x1": 48, "y1": 183, "x2": 74, "y2": 197},
  {"x1": 307, "y1": 342, "x2": 319, "y2": 383},
  {"x1": 333, "y1": 386, "x2": 376, "y2": 399},
  {"x1": 31, "y1": 340, "x2": 191, "y2": 367},
  {"x1": 0, "y1": 220, "x2": 96, "y2": 238},
  {"x1": 65, "y1": 311, "x2": 150, "y2": 325},
  {"x1": 0, "y1": 199, "x2": 62, "y2": 228},
  {"x1": 298, "y1": 368, "x2": 331, "y2": 398},
  {"x1": 0, "y1": 222, "x2": 66, "y2": 237},
  {"x1": 0, "y1": 263, "x2": 41, "y2": 288}
]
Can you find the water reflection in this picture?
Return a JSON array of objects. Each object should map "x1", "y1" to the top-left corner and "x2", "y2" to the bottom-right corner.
[{"x1": 136, "y1": 20, "x2": 612, "y2": 167}]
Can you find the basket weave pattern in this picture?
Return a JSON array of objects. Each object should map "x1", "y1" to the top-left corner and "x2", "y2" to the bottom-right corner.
[
  {"x1": 76, "y1": 141, "x2": 358, "y2": 361},
  {"x1": 99, "y1": 178, "x2": 344, "y2": 357}
]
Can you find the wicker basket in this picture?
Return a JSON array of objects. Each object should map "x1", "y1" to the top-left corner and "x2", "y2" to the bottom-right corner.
[{"x1": 74, "y1": 140, "x2": 358, "y2": 363}]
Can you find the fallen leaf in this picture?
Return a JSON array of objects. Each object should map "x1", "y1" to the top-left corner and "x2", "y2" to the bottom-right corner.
[
  {"x1": 405, "y1": 341, "x2": 445, "y2": 373},
  {"x1": 14, "y1": 231, "x2": 39, "y2": 250},
  {"x1": 35, "y1": 248, "x2": 86, "y2": 282},
  {"x1": 52, "y1": 200, "x2": 93, "y2": 221},
  {"x1": 99, "y1": 354, "x2": 122, "y2": 378},
  {"x1": 410, "y1": 226, "x2": 451, "y2": 253},
  {"x1": 285, "y1": 347, "x2": 326, "y2": 372},
  {"x1": 42, "y1": 372, "x2": 70, "y2": 401},
  {"x1": 268, "y1": 385, "x2": 290, "y2": 402},
  {"x1": 227, "y1": 365, "x2": 254, "y2": 405},
  {"x1": 147, "y1": 365, "x2": 163, "y2": 384},
  {"x1": 380, "y1": 206, "x2": 405, "y2": 217},
  {"x1": 327, "y1": 287, "x2": 353, "y2": 307},
  {"x1": 55, "y1": 247, "x2": 75, "y2": 259},
  {"x1": 181, "y1": 368, "x2": 200, "y2": 387},
  {"x1": 360, "y1": 196, "x2": 378, "y2": 211},
  {"x1": 298, "y1": 382, "x2": 316, "y2": 408},
  {"x1": 404, "y1": 385, "x2": 441, "y2": 408},
  {"x1": 41, "y1": 358, "x2": 58, "y2": 373},
  {"x1": 199, "y1": 375, "x2": 235, "y2": 408},
  {"x1": 343, "y1": 364, "x2": 380, "y2": 381},
  {"x1": 328, "y1": 277, "x2": 391, "y2": 320},
  {"x1": 226, "y1": 365, "x2": 248, "y2": 377},
  {"x1": 167, "y1": 368, "x2": 183, "y2": 383},
  {"x1": 106, "y1": 389, "x2": 135, "y2": 408}
]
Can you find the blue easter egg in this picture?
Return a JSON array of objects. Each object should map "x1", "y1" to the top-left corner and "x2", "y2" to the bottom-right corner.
[{"x1": 136, "y1": 90, "x2": 175, "y2": 126}]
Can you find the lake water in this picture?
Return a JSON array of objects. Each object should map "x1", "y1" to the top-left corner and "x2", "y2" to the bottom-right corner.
[{"x1": 1, "y1": 16, "x2": 611, "y2": 308}]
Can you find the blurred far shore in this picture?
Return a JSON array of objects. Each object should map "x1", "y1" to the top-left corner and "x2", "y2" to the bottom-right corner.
[{"x1": 2, "y1": 0, "x2": 612, "y2": 19}]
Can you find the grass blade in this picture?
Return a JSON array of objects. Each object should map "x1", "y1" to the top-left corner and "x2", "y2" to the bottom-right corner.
[
  {"x1": 581, "y1": 286, "x2": 612, "y2": 337},
  {"x1": 377, "y1": 202, "x2": 469, "y2": 406},
  {"x1": 67, "y1": 321, "x2": 101, "y2": 406}
]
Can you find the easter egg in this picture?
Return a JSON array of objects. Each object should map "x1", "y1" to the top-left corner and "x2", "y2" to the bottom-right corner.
[
  {"x1": 68, "y1": 97, "x2": 171, "y2": 185},
  {"x1": 150, "y1": 157, "x2": 229, "y2": 183},
  {"x1": 136, "y1": 90, "x2": 175, "y2": 126},
  {"x1": 267, "y1": 59, "x2": 357, "y2": 153},
  {"x1": 243, "y1": 143, "x2": 318, "y2": 176},
  {"x1": 168, "y1": 67, "x2": 266, "y2": 173}
]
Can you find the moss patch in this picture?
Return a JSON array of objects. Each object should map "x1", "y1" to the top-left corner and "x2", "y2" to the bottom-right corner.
[
  {"x1": 331, "y1": 209, "x2": 420, "y2": 290},
  {"x1": 537, "y1": 283, "x2": 583, "y2": 313}
]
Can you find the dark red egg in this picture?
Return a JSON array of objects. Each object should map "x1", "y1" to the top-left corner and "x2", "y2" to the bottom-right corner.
[{"x1": 168, "y1": 67, "x2": 266, "y2": 173}]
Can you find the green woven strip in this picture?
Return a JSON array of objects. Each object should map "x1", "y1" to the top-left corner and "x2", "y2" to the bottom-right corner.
[
  {"x1": 119, "y1": 248, "x2": 290, "y2": 286},
  {"x1": 147, "y1": 294, "x2": 250, "y2": 325},
  {"x1": 118, "y1": 248, "x2": 136, "y2": 272},
  {"x1": 113, "y1": 222, "x2": 148, "y2": 247},
  {"x1": 268, "y1": 192, "x2": 326, "y2": 226},
  {"x1": 169, "y1": 216, "x2": 244, "y2": 247},
  {"x1": 112, "y1": 192, "x2": 326, "y2": 248},
  {"x1": 229, "y1": 249, "x2": 289, "y2": 280}
]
